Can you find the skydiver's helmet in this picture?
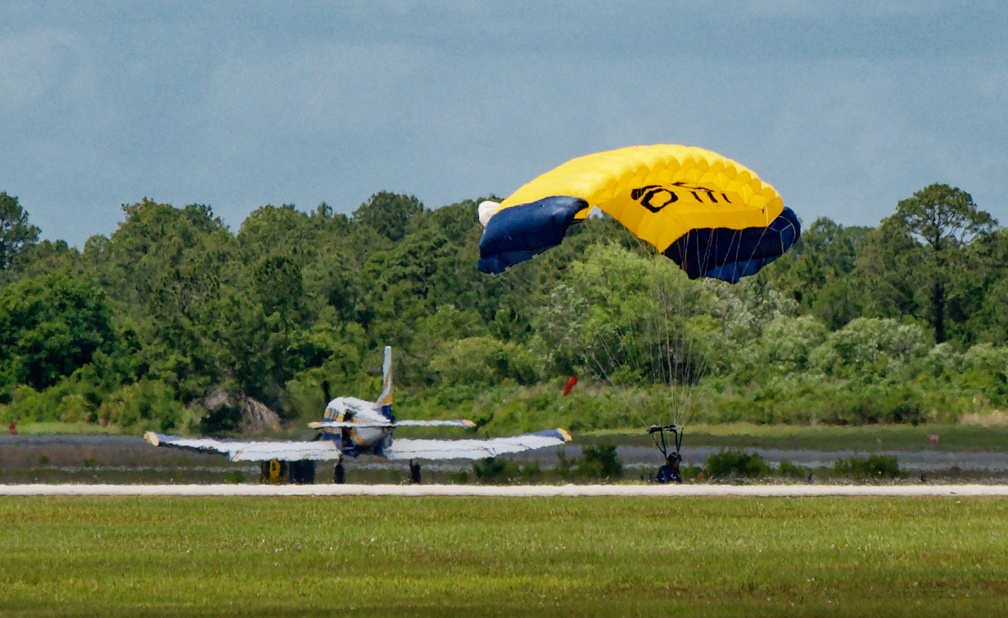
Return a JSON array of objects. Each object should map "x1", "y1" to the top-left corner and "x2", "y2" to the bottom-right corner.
[{"x1": 668, "y1": 453, "x2": 682, "y2": 468}]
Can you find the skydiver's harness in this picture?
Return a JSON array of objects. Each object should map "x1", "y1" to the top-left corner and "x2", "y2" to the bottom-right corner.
[{"x1": 649, "y1": 424, "x2": 683, "y2": 484}]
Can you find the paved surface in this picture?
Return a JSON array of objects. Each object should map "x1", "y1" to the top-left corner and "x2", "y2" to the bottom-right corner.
[
  {"x1": 4, "y1": 483, "x2": 1008, "y2": 497},
  {"x1": 6, "y1": 435, "x2": 1008, "y2": 472}
]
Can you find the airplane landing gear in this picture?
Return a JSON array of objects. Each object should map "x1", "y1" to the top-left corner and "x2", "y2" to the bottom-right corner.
[
  {"x1": 261, "y1": 460, "x2": 288, "y2": 484},
  {"x1": 289, "y1": 460, "x2": 315, "y2": 484},
  {"x1": 334, "y1": 462, "x2": 346, "y2": 484},
  {"x1": 260, "y1": 459, "x2": 315, "y2": 484},
  {"x1": 409, "y1": 460, "x2": 421, "y2": 484}
]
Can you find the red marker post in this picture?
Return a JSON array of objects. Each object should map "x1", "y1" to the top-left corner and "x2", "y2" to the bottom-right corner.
[{"x1": 562, "y1": 375, "x2": 578, "y2": 396}]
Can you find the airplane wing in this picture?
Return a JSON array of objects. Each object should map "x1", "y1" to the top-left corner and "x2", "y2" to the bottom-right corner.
[
  {"x1": 143, "y1": 432, "x2": 342, "y2": 462},
  {"x1": 383, "y1": 429, "x2": 571, "y2": 461}
]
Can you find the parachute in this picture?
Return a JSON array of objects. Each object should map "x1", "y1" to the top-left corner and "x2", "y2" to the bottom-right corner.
[{"x1": 478, "y1": 144, "x2": 800, "y2": 282}]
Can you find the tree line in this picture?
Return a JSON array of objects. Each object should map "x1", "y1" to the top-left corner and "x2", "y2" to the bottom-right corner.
[{"x1": 0, "y1": 184, "x2": 1005, "y2": 435}]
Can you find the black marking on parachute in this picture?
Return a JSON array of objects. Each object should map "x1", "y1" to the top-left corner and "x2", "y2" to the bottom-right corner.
[
  {"x1": 631, "y1": 185, "x2": 678, "y2": 213},
  {"x1": 632, "y1": 182, "x2": 731, "y2": 212}
]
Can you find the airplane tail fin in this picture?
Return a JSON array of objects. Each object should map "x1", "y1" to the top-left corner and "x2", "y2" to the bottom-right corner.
[{"x1": 376, "y1": 345, "x2": 394, "y2": 421}]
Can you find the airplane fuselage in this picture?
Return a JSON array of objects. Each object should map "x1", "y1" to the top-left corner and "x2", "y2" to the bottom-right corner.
[{"x1": 323, "y1": 396, "x2": 394, "y2": 458}]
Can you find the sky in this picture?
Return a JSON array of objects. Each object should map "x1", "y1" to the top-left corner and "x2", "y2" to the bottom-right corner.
[{"x1": 2, "y1": 1, "x2": 1006, "y2": 247}]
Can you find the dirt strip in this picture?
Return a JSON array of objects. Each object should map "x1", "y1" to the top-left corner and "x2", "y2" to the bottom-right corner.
[{"x1": 4, "y1": 483, "x2": 1008, "y2": 497}]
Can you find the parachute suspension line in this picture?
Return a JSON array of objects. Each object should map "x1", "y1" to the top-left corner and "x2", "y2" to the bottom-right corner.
[
  {"x1": 734, "y1": 219, "x2": 776, "y2": 280},
  {"x1": 584, "y1": 345, "x2": 615, "y2": 386},
  {"x1": 612, "y1": 236, "x2": 669, "y2": 431},
  {"x1": 660, "y1": 277, "x2": 684, "y2": 429},
  {"x1": 600, "y1": 242, "x2": 649, "y2": 387},
  {"x1": 619, "y1": 234, "x2": 707, "y2": 434},
  {"x1": 671, "y1": 282, "x2": 702, "y2": 431},
  {"x1": 496, "y1": 264, "x2": 549, "y2": 345},
  {"x1": 585, "y1": 260, "x2": 617, "y2": 385},
  {"x1": 495, "y1": 251, "x2": 609, "y2": 388},
  {"x1": 675, "y1": 230, "x2": 722, "y2": 429}
]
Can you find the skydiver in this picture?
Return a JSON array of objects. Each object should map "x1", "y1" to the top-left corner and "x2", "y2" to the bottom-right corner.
[{"x1": 655, "y1": 452, "x2": 682, "y2": 484}]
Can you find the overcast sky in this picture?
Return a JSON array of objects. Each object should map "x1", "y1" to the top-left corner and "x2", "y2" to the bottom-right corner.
[{"x1": 3, "y1": 1, "x2": 1006, "y2": 247}]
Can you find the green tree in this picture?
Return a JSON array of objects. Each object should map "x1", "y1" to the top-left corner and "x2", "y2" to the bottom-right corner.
[
  {"x1": 884, "y1": 184, "x2": 998, "y2": 343},
  {"x1": 0, "y1": 271, "x2": 115, "y2": 397},
  {"x1": 88, "y1": 199, "x2": 239, "y2": 402},
  {"x1": 362, "y1": 225, "x2": 453, "y2": 352},
  {"x1": 965, "y1": 229, "x2": 1008, "y2": 345},
  {"x1": 808, "y1": 317, "x2": 929, "y2": 380},
  {"x1": 4, "y1": 240, "x2": 81, "y2": 283},
  {"x1": 0, "y1": 192, "x2": 41, "y2": 274},
  {"x1": 975, "y1": 277, "x2": 1008, "y2": 345},
  {"x1": 352, "y1": 192, "x2": 423, "y2": 243},
  {"x1": 748, "y1": 315, "x2": 829, "y2": 376},
  {"x1": 853, "y1": 222, "x2": 922, "y2": 323},
  {"x1": 774, "y1": 218, "x2": 870, "y2": 329},
  {"x1": 237, "y1": 204, "x2": 319, "y2": 267}
]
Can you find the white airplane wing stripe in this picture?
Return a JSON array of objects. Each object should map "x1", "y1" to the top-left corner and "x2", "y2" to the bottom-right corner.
[
  {"x1": 384, "y1": 429, "x2": 571, "y2": 461},
  {"x1": 392, "y1": 420, "x2": 476, "y2": 428},
  {"x1": 308, "y1": 421, "x2": 394, "y2": 430},
  {"x1": 231, "y1": 442, "x2": 342, "y2": 462},
  {"x1": 309, "y1": 420, "x2": 474, "y2": 429}
]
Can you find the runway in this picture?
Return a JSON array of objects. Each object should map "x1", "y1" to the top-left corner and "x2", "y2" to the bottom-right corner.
[{"x1": 4, "y1": 483, "x2": 1008, "y2": 497}]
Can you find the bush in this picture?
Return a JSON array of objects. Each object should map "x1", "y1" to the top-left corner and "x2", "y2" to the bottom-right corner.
[
  {"x1": 809, "y1": 317, "x2": 929, "y2": 380},
  {"x1": 472, "y1": 457, "x2": 522, "y2": 484},
  {"x1": 7, "y1": 384, "x2": 50, "y2": 422},
  {"x1": 778, "y1": 460, "x2": 812, "y2": 480},
  {"x1": 448, "y1": 470, "x2": 469, "y2": 484},
  {"x1": 833, "y1": 454, "x2": 900, "y2": 480},
  {"x1": 430, "y1": 337, "x2": 536, "y2": 386},
  {"x1": 471, "y1": 459, "x2": 543, "y2": 484},
  {"x1": 576, "y1": 444, "x2": 623, "y2": 480},
  {"x1": 97, "y1": 379, "x2": 184, "y2": 431},
  {"x1": 705, "y1": 449, "x2": 769, "y2": 479}
]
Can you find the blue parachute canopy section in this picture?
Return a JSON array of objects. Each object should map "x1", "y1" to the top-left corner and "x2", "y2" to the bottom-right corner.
[
  {"x1": 478, "y1": 196, "x2": 589, "y2": 275},
  {"x1": 663, "y1": 207, "x2": 801, "y2": 283}
]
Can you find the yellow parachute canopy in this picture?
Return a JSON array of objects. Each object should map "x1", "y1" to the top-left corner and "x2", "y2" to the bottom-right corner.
[
  {"x1": 498, "y1": 144, "x2": 783, "y2": 252},
  {"x1": 478, "y1": 144, "x2": 798, "y2": 281}
]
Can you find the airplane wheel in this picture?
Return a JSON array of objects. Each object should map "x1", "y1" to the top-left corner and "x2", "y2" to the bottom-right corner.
[
  {"x1": 290, "y1": 460, "x2": 315, "y2": 484},
  {"x1": 334, "y1": 462, "x2": 346, "y2": 484},
  {"x1": 409, "y1": 460, "x2": 421, "y2": 484}
]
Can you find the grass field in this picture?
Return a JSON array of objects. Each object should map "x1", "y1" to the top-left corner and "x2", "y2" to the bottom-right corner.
[{"x1": 4, "y1": 496, "x2": 1008, "y2": 616}]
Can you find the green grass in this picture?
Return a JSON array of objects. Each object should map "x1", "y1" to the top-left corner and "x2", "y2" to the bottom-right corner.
[
  {"x1": 585, "y1": 422, "x2": 1008, "y2": 452},
  {"x1": 3, "y1": 496, "x2": 1008, "y2": 616},
  {"x1": 6, "y1": 421, "x2": 125, "y2": 435}
]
